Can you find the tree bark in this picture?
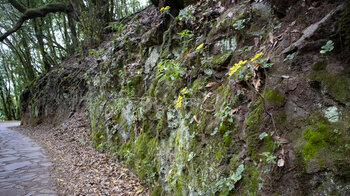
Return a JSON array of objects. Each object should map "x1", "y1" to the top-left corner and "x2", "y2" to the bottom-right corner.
[{"x1": 32, "y1": 18, "x2": 51, "y2": 71}]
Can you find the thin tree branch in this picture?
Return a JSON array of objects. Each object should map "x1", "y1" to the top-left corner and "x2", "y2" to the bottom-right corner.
[{"x1": 0, "y1": 2, "x2": 72, "y2": 42}]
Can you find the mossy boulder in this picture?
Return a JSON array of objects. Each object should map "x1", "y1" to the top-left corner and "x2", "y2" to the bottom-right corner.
[
  {"x1": 264, "y1": 89, "x2": 285, "y2": 108},
  {"x1": 302, "y1": 124, "x2": 328, "y2": 161},
  {"x1": 309, "y1": 71, "x2": 350, "y2": 105}
]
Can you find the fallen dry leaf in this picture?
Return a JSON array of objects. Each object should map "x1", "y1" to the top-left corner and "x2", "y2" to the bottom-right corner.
[
  {"x1": 205, "y1": 82, "x2": 217, "y2": 87},
  {"x1": 273, "y1": 136, "x2": 289, "y2": 144},
  {"x1": 13, "y1": 111, "x2": 149, "y2": 195},
  {"x1": 204, "y1": 109, "x2": 215, "y2": 113},
  {"x1": 193, "y1": 115, "x2": 199, "y2": 123},
  {"x1": 277, "y1": 158, "x2": 285, "y2": 167},
  {"x1": 252, "y1": 77, "x2": 261, "y2": 91},
  {"x1": 268, "y1": 32, "x2": 275, "y2": 44},
  {"x1": 230, "y1": 108, "x2": 239, "y2": 115},
  {"x1": 203, "y1": 92, "x2": 213, "y2": 103}
]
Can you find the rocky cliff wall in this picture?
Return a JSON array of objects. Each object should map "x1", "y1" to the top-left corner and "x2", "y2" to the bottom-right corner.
[{"x1": 21, "y1": 0, "x2": 350, "y2": 195}]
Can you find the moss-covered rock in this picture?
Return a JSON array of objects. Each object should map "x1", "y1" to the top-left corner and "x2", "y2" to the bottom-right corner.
[
  {"x1": 28, "y1": 1, "x2": 350, "y2": 195},
  {"x1": 264, "y1": 89, "x2": 285, "y2": 108},
  {"x1": 245, "y1": 98, "x2": 263, "y2": 159},
  {"x1": 309, "y1": 71, "x2": 350, "y2": 104},
  {"x1": 205, "y1": 50, "x2": 233, "y2": 70},
  {"x1": 302, "y1": 124, "x2": 328, "y2": 161}
]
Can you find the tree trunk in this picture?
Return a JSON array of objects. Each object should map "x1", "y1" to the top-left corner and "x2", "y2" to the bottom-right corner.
[{"x1": 32, "y1": 18, "x2": 51, "y2": 71}]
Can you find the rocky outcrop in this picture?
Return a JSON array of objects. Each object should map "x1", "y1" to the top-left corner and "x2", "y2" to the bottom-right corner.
[
  {"x1": 22, "y1": 0, "x2": 350, "y2": 195},
  {"x1": 20, "y1": 57, "x2": 88, "y2": 125}
]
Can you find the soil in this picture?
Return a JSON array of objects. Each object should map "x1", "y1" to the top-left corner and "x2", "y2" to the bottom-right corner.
[{"x1": 14, "y1": 111, "x2": 148, "y2": 196}]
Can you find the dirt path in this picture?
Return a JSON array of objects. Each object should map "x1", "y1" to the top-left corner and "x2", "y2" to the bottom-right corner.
[
  {"x1": 0, "y1": 121, "x2": 56, "y2": 196},
  {"x1": 14, "y1": 113, "x2": 148, "y2": 195}
]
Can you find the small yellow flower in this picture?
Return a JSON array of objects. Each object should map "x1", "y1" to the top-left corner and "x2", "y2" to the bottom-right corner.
[
  {"x1": 180, "y1": 87, "x2": 188, "y2": 95},
  {"x1": 196, "y1": 43, "x2": 204, "y2": 51},
  {"x1": 250, "y1": 52, "x2": 263, "y2": 62},
  {"x1": 229, "y1": 60, "x2": 247, "y2": 76},
  {"x1": 160, "y1": 6, "x2": 170, "y2": 11},
  {"x1": 176, "y1": 95, "x2": 183, "y2": 109}
]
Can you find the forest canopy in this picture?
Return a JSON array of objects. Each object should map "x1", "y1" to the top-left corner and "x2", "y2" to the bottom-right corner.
[{"x1": 0, "y1": 0, "x2": 149, "y2": 120}]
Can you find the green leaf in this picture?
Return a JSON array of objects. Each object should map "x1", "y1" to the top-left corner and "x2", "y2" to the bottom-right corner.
[
  {"x1": 204, "y1": 69, "x2": 213, "y2": 76},
  {"x1": 230, "y1": 164, "x2": 244, "y2": 182},
  {"x1": 259, "y1": 132, "x2": 268, "y2": 140},
  {"x1": 233, "y1": 19, "x2": 246, "y2": 30},
  {"x1": 188, "y1": 152, "x2": 196, "y2": 161},
  {"x1": 211, "y1": 127, "x2": 218, "y2": 136},
  {"x1": 284, "y1": 52, "x2": 295, "y2": 62},
  {"x1": 320, "y1": 40, "x2": 334, "y2": 54}
]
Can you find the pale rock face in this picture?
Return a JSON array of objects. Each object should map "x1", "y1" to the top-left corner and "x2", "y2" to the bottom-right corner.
[
  {"x1": 145, "y1": 47, "x2": 160, "y2": 74},
  {"x1": 323, "y1": 106, "x2": 339, "y2": 123}
]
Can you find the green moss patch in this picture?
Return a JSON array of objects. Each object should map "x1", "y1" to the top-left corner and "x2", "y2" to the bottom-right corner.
[
  {"x1": 241, "y1": 165, "x2": 259, "y2": 195},
  {"x1": 245, "y1": 98, "x2": 263, "y2": 158},
  {"x1": 209, "y1": 51, "x2": 233, "y2": 69},
  {"x1": 123, "y1": 133, "x2": 159, "y2": 185},
  {"x1": 302, "y1": 124, "x2": 327, "y2": 160},
  {"x1": 264, "y1": 90, "x2": 285, "y2": 107}
]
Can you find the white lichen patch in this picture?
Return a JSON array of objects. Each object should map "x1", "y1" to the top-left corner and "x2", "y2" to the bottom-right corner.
[
  {"x1": 214, "y1": 37, "x2": 237, "y2": 53},
  {"x1": 323, "y1": 106, "x2": 339, "y2": 123}
]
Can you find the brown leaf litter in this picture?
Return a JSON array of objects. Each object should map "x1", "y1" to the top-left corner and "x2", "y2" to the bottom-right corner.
[{"x1": 14, "y1": 112, "x2": 148, "y2": 196}]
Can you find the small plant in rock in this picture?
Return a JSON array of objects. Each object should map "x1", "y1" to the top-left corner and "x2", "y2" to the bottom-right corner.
[
  {"x1": 228, "y1": 52, "x2": 273, "y2": 81},
  {"x1": 215, "y1": 106, "x2": 234, "y2": 123},
  {"x1": 259, "y1": 132, "x2": 269, "y2": 140},
  {"x1": 177, "y1": 29, "x2": 194, "y2": 52},
  {"x1": 160, "y1": 6, "x2": 174, "y2": 19},
  {"x1": 177, "y1": 29, "x2": 194, "y2": 38},
  {"x1": 228, "y1": 52, "x2": 278, "y2": 134},
  {"x1": 178, "y1": 5, "x2": 195, "y2": 22},
  {"x1": 320, "y1": 40, "x2": 334, "y2": 54},
  {"x1": 260, "y1": 152, "x2": 276, "y2": 164},
  {"x1": 228, "y1": 60, "x2": 247, "y2": 77},
  {"x1": 157, "y1": 60, "x2": 185, "y2": 85},
  {"x1": 89, "y1": 48, "x2": 104, "y2": 57},
  {"x1": 232, "y1": 19, "x2": 246, "y2": 30},
  {"x1": 105, "y1": 22, "x2": 124, "y2": 35},
  {"x1": 250, "y1": 52, "x2": 263, "y2": 62},
  {"x1": 284, "y1": 52, "x2": 295, "y2": 62},
  {"x1": 160, "y1": 6, "x2": 170, "y2": 12},
  {"x1": 216, "y1": 164, "x2": 245, "y2": 193},
  {"x1": 176, "y1": 87, "x2": 188, "y2": 109},
  {"x1": 113, "y1": 23, "x2": 125, "y2": 37}
]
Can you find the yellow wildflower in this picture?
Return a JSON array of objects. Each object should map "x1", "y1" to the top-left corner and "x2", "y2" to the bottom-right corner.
[
  {"x1": 176, "y1": 95, "x2": 183, "y2": 109},
  {"x1": 160, "y1": 6, "x2": 170, "y2": 11},
  {"x1": 196, "y1": 43, "x2": 204, "y2": 51},
  {"x1": 180, "y1": 87, "x2": 188, "y2": 95},
  {"x1": 250, "y1": 52, "x2": 263, "y2": 62},
  {"x1": 229, "y1": 60, "x2": 247, "y2": 76}
]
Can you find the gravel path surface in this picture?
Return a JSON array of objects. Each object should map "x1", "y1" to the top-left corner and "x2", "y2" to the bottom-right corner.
[
  {"x1": 0, "y1": 121, "x2": 56, "y2": 196},
  {"x1": 14, "y1": 113, "x2": 148, "y2": 195}
]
